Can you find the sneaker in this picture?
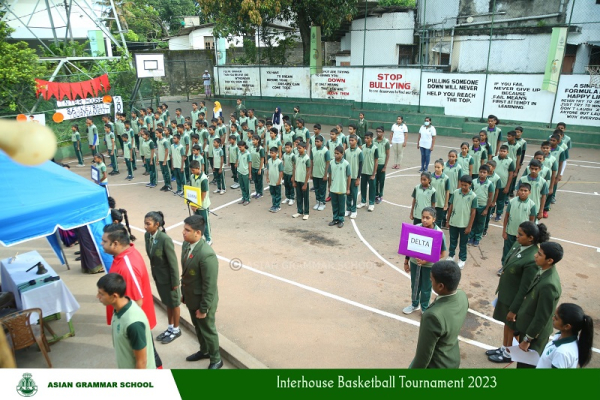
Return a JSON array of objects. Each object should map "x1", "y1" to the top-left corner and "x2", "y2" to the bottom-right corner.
[
  {"x1": 356, "y1": 202, "x2": 366, "y2": 209},
  {"x1": 494, "y1": 215, "x2": 502, "y2": 222},
  {"x1": 292, "y1": 213, "x2": 301, "y2": 218},
  {"x1": 483, "y1": 231, "x2": 488, "y2": 237},
  {"x1": 446, "y1": 256, "x2": 455, "y2": 261},
  {"x1": 313, "y1": 203, "x2": 320, "y2": 210},
  {"x1": 328, "y1": 220, "x2": 339, "y2": 226},
  {"x1": 274, "y1": 207, "x2": 281, "y2": 213},
  {"x1": 171, "y1": 177, "x2": 176, "y2": 181},
  {"x1": 283, "y1": 198, "x2": 289, "y2": 204},
  {"x1": 543, "y1": 211, "x2": 548, "y2": 218},
  {"x1": 160, "y1": 186, "x2": 168, "y2": 192},
  {"x1": 551, "y1": 198, "x2": 556, "y2": 204},
  {"x1": 77, "y1": 163, "x2": 86, "y2": 167},
  {"x1": 145, "y1": 183, "x2": 152, "y2": 187},
  {"x1": 251, "y1": 192, "x2": 257, "y2": 197},
  {"x1": 113, "y1": 171, "x2": 120, "y2": 175},
  {"x1": 161, "y1": 329, "x2": 182, "y2": 344},
  {"x1": 467, "y1": 238, "x2": 474, "y2": 246},
  {"x1": 231, "y1": 183, "x2": 240, "y2": 189},
  {"x1": 402, "y1": 304, "x2": 420, "y2": 315},
  {"x1": 317, "y1": 203, "x2": 326, "y2": 211},
  {"x1": 256, "y1": 193, "x2": 263, "y2": 199},
  {"x1": 269, "y1": 207, "x2": 275, "y2": 213},
  {"x1": 213, "y1": 189, "x2": 220, "y2": 193},
  {"x1": 497, "y1": 267, "x2": 503, "y2": 276},
  {"x1": 177, "y1": 190, "x2": 184, "y2": 195},
  {"x1": 156, "y1": 329, "x2": 172, "y2": 341},
  {"x1": 350, "y1": 212, "x2": 357, "y2": 219},
  {"x1": 325, "y1": 196, "x2": 331, "y2": 202},
  {"x1": 458, "y1": 260, "x2": 466, "y2": 269},
  {"x1": 220, "y1": 190, "x2": 226, "y2": 195},
  {"x1": 288, "y1": 200, "x2": 295, "y2": 206},
  {"x1": 310, "y1": 187, "x2": 315, "y2": 192},
  {"x1": 345, "y1": 211, "x2": 351, "y2": 217},
  {"x1": 243, "y1": 201, "x2": 250, "y2": 206},
  {"x1": 238, "y1": 199, "x2": 245, "y2": 204},
  {"x1": 207, "y1": 240, "x2": 213, "y2": 246},
  {"x1": 367, "y1": 205, "x2": 374, "y2": 212},
  {"x1": 143, "y1": 172, "x2": 149, "y2": 176},
  {"x1": 375, "y1": 196, "x2": 382, "y2": 204},
  {"x1": 472, "y1": 240, "x2": 480, "y2": 247},
  {"x1": 303, "y1": 214, "x2": 309, "y2": 220}
]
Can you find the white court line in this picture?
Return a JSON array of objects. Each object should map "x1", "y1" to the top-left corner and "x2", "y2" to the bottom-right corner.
[
  {"x1": 557, "y1": 189, "x2": 600, "y2": 196},
  {"x1": 386, "y1": 174, "x2": 421, "y2": 179}
]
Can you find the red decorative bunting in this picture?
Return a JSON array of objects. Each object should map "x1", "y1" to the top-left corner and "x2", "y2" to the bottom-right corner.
[{"x1": 34, "y1": 74, "x2": 110, "y2": 101}]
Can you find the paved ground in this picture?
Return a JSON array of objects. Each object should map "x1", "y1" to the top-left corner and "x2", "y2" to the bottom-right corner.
[{"x1": 3, "y1": 96, "x2": 599, "y2": 369}]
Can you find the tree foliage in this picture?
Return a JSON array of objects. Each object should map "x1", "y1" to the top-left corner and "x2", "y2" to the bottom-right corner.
[
  {"x1": 146, "y1": 0, "x2": 200, "y2": 32},
  {"x1": 0, "y1": 22, "x2": 47, "y2": 112}
]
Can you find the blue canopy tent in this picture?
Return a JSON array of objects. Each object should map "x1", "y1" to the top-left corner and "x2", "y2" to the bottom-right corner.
[{"x1": 0, "y1": 151, "x2": 112, "y2": 270}]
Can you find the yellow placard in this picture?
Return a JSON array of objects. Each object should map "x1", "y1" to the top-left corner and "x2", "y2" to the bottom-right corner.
[{"x1": 183, "y1": 185, "x2": 202, "y2": 208}]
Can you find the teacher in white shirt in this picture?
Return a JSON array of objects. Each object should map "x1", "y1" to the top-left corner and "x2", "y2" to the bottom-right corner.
[
  {"x1": 389, "y1": 116, "x2": 408, "y2": 169},
  {"x1": 417, "y1": 117, "x2": 436, "y2": 172}
]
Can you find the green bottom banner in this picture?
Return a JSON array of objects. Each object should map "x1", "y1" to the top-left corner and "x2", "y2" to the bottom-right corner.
[{"x1": 172, "y1": 369, "x2": 597, "y2": 399}]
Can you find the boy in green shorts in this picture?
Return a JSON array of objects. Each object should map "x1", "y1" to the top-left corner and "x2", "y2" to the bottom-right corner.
[
  {"x1": 156, "y1": 128, "x2": 171, "y2": 191},
  {"x1": 519, "y1": 159, "x2": 547, "y2": 221},
  {"x1": 122, "y1": 133, "x2": 135, "y2": 181},
  {"x1": 446, "y1": 175, "x2": 477, "y2": 269},
  {"x1": 501, "y1": 182, "x2": 537, "y2": 267},
  {"x1": 292, "y1": 142, "x2": 311, "y2": 220},
  {"x1": 236, "y1": 141, "x2": 252, "y2": 205},
  {"x1": 105, "y1": 123, "x2": 119, "y2": 175},
  {"x1": 492, "y1": 145, "x2": 515, "y2": 221},
  {"x1": 282, "y1": 142, "x2": 296, "y2": 206},
  {"x1": 171, "y1": 134, "x2": 186, "y2": 195},
  {"x1": 71, "y1": 124, "x2": 85, "y2": 166},
  {"x1": 190, "y1": 160, "x2": 212, "y2": 245},
  {"x1": 344, "y1": 134, "x2": 363, "y2": 219},
  {"x1": 374, "y1": 126, "x2": 390, "y2": 204},
  {"x1": 311, "y1": 135, "x2": 330, "y2": 211},
  {"x1": 357, "y1": 132, "x2": 378, "y2": 212},
  {"x1": 266, "y1": 147, "x2": 284, "y2": 212},
  {"x1": 468, "y1": 164, "x2": 495, "y2": 247},
  {"x1": 212, "y1": 138, "x2": 226, "y2": 195},
  {"x1": 328, "y1": 146, "x2": 351, "y2": 228}
]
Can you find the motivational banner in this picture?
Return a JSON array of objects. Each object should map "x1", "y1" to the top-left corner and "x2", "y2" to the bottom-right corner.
[
  {"x1": 261, "y1": 67, "x2": 310, "y2": 98},
  {"x1": 56, "y1": 103, "x2": 112, "y2": 121},
  {"x1": 216, "y1": 68, "x2": 260, "y2": 96},
  {"x1": 311, "y1": 68, "x2": 361, "y2": 100},
  {"x1": 362, "y1": 69, "x2": 420, "y2": 105},
  {"x1": 553, "y1": 74, "x2": 600, "y2": 125},
  {"x1": 421, "y1": 73, "x2": 486, "y2": 117}
]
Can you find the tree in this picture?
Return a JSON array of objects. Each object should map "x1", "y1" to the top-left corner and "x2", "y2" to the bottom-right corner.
[
  {"x1": 0, "y1": 22, "x2": 47, "y2": 112},
  {"x1": 102, "y1": 0, "x2": 169, "y2": 41},
  {"x1": 146, "y1": 0, "x2": 200, "y2": 32},
  {"x1": 198, "y1": 0, "x2": 358, "y2": 65}
]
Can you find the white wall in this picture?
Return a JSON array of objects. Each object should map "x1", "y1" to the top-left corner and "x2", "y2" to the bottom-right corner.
[
  {"x1": 168, "y1": 36, "x2": 192, "y2": 51},
  {"x1": 350, "y1": 12, "x2": 415, "y2": 66},
  {"x1": 3, "y1": 0, "x2": 103, "y2": 40},
  {"x1": 455, "y1": 33, "x2": 551, "y2": 73},
  {"x1": 419, "y1": 0, "x2": 460, "y2": 29},
  {"x1": 340, "y1": 33, "x2": 351, "y2": 51},
  {"x1": 336, "y1": 55, "x2": 351, "y2": 66}
]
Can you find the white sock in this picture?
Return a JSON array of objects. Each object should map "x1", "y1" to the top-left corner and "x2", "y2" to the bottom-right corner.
[
  {"x1": 500, "y1": 345, "x2": 506, "y2": 352},
  {"x1": 168, "y1": 324, "x2": 174, "y2": 331},
  {"x1": 171, "y1": 326, "x2": 180, "y2": 333}
]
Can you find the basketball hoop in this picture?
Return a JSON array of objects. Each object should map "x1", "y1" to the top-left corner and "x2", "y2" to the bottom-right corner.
[{"x1": 585, "y1": 65, "x2": 600, "y2": 87}]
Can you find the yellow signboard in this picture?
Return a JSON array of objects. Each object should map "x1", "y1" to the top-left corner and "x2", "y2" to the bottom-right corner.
[{"x1": 183, "y1": 185, "x2": 202, "y2": 208}]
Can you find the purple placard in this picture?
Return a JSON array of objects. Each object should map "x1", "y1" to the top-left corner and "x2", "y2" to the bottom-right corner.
[{"x1": 398, "y1": 223, "x2": 444, "y2": 263}]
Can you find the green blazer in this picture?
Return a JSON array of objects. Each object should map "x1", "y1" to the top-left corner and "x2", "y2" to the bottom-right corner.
[
  {"x1": 410, "y1": 290, "x2": 469, "y2": 369},
  {"x1": 180, "y1": 239, "x2": 219, "y2": 313},
  {"x1": 145, "y1": 231, "x2": 179, "y2": 289},
  {"x1": 515, "y1": 266, "x2": 562, "y2": 354},
  {"x1": 496, "y1": 244, "x2": 539, "y2": 313}
]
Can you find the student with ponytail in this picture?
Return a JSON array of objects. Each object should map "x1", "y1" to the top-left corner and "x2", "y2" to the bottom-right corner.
[
  {"x1": 537, "y1": 303, "x2": 594, "y2": 368},
  {"x1": 144, "y1": 211, "x2": 182, "y2": 344},
  {"x1": 111, "y1": 208, "x2": 136, "y2": 242}
]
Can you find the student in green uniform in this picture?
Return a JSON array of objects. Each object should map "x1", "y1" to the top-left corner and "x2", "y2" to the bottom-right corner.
[
  {"x1": 357, "y1": 112, "x2": 368, "y2": 143},
  {"x1": 212, "y1": 138, "x2": 225, "y2": 195},
  {"x1": 501, "y1": 182, "x2": 537, "y2": 265},
  {"x1": 71, "y1": 124, "x2": 85, "y2": 166},
  {"x1": 374, "y1": 127, "x2": 390, "y2": 204},
  {"x1": 347, "y1": 124, "x2": 363, "y2": 148},
  {"x1": 292, "y1": 142, "x2": 311, "y2": 220},
  {"x1": 409, "y1": 260, "x2": 468, "y2": 368},
  {"x1": 445, "y1": 175, "x2": 477, "y2": 270},
  {"x1": 266, "y1": 127, "x2": 282, "y2": 159},
  {"x1": 266, "y1": 147, "x2": 284, "y2": 212},
  {"x1": 144, "y1": 211, "x2": 181, "y2": 344},
  {"x1": 85, "y1": 117, "x2": 99, "y2": 157},
  {"x1": 282, "y1": 121, "x2": 295, "y2": 147},
  {"x1": 469, "y1": 135, "x2": 487, "y2": 178},
  {"x1": 114, "y1": 112, "x2": 125, "y2": 156},
  {"x1": 468, "y1": 164, "x2": 495, "y2": 247},
  {"x1": 246, "y1": 109, "x2": 258, "y2": 133},
  {"x1": 94, "y1": 153, "x2": 108, "y2": 189},
  {"x1": 102, "y1": 115, "x2": 115, "y2": 154},
  {"x1": 155, "y1": 128, "x2": 171, "y2": 191},
  {"x1": 124, "y1": 120, "x2": 137, "y2": 171},
  {"x1": 189, "y1": 161, "x2": 213, "y2": 245},
  {"x1": 547, "y1": 134, "x2": 566, "y2": 206},
  {"x1": 228, "y1": 135, "x2": 240, "y2": 189},
  {"x1": 282, "y1": 142, "x2": 296, "y2": 206},
  {"x1": 519, "y1": 159, "x2": 547, "y2": 221},
  {"x1": 327, "y1": 146, "x2": 351, "y2": 228},
  {"x1": 483, "y1": 114, "x2": 502, "y2": 157},
  {"x1": 122, "y1": 133, "x2": 135, "y2": 181},
  {"x1": 515, "y1": 126, "x2": 527, "y2": 168},
  {"x1": 198, "y1": 101, "x2": 207, "y2": 118},
  {"x1": 105, "y1": 123, "x2": 119, "y2": 175},
  {"x1": 344, "y1": 134, "x2": 363, "y2": 219},
  {"x1": 445, "y1": 150, "x2": 463, "y2": 200},
  {"x1": 295, "y1": 119, "x2": 310, "y2": 153},
  {"x1": 487, "y1": 221, "x2": 550, "y2": 363},
  {"x1": 183, "y1": 122, "x2": 194, "y2": 184},
  {"x1": 311, "y1": 135, "x2": 330, "y2": 212},
  {"x1": 235, "y1": 98, "x2": 245, "y2": 119},
  {"x1": 191, "y1": 102, "x2": 200, "y2": 124},
  {"x1": 236, "y1": 141, "x2": 252, "y2": 205},
  {"x1": 239, "y1": 110, "x2": 248, "y2": 133},
  {"x1": 161, "y1": 104, "x2": 170, "y2": 125},
  {"x1": 484, "y1": 160, "x2": 500, "y2": 236},
  {"x1": 174, "y1": 108, "x2": 185, "y2": 125},
  {"x1": 492, "y1": 145, "x2": 515, "y2": 221},
  {"x1": 356, "y1": 132, "x2": 378, "y2": 212},
  {"x1": 256, "y1": 119, "x2": 266, "y2": 142},
  {"x1": 530, "y1": 150, "x2": 554, "y2": 218},
  {"x1": 144, "y1": 107, "x2": 154, "y2": 134},
  {"x1": 191, "y1": 145, "x2": 204, "y2": 176},
  {"x1": 410, "y1": 172, "x2": 436, "y2": 225},
  {"x1": 457, "y1": 142, "x2": 475, "y2": 177},
  {"x1": 515, "y1": 241, "x2": 563, "y2": 368},
  {"x1": 205, "y1": 126, "x2": 217, "y2": 176},
  {"x1": 290, "y1": 106, "x2": 299, "y2": 130},
  {"x1": 504, "y1": 130, "x2": 522, "y2": 196},
  {"x1": 478, "y1": 130, "x2": 493, "y2": 162},
  {"x1": 171, "y1": 134, "x2": 186, "y2": 195},
  {"x1": 431, "y1": 159, "x2": 450, "y2": 228},
  {"x1": 403, "y1": 207, "x2": 448, "y2": 315},
  {"x1": 140, "y1": 129, "x2": 157, "y2": 188},
  {"x1": 250, "y1": 135, "x2": 265, "y2": 199}
]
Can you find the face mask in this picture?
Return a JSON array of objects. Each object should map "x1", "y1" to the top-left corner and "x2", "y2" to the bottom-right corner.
[
  {"x1": 488, "y1": 127, "x2": 494, "y2": 132},
  {"x1": 424, "y1": 121, "x2": 430, "y2": 126}
]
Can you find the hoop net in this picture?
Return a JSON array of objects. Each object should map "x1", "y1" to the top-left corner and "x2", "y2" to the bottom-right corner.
[{"x1": 585, "y1": 65, "x2": 600, "y2": 87}]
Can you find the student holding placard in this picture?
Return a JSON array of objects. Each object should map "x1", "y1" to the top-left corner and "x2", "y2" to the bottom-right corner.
[
  {"x1": 189, "y1": 160, "x2": 212, "y2": 245},
  {"x1": 410, "y1": 172, "x2": 436, "y2": 225}
]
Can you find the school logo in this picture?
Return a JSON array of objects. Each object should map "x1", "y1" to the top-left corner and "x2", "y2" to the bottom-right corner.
[{"x1": 16, "y1": 373, "x2": 38, "y2": 397}]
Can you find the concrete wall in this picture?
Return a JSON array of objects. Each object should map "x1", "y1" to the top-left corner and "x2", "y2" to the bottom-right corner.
[
  {"x1": 349, "y1": 12, "x2": 415, "y2": 66},
  {"x1": 418, "y1": 0, "x2": 460, "y2": 28}
]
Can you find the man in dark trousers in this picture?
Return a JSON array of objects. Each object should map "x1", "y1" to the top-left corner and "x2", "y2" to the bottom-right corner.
[
  {"x1": 180, "y1": 215, "x2": 222, "y2": 369},
  {"x1": 409, "y1": 260, "x2": 469, "y2": 368}
]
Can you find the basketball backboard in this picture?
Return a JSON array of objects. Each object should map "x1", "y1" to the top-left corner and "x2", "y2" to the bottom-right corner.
[{"x1": 135, "y1": 54, "x2": 165, "y2": 78}]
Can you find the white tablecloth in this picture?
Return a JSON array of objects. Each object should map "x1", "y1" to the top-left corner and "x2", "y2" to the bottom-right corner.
[{"x1": 0, "y1": 250, "x2": 80, "y2": 321}]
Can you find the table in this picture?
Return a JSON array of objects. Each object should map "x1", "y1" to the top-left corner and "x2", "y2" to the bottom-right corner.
[{"x1": 0, "y1": 250, "x2": 80, "y2": 343}]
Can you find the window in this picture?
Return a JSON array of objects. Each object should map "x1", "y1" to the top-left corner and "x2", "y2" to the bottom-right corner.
[
  {"x1": 204, "y1": 36, "x2": 214, "y2": 50},
  {"x1": 440, "y1": 53, "x2": 450, "y2": 66},
  {"x1": 398, "y1": 45, "x2": 414, "y2": 66}
]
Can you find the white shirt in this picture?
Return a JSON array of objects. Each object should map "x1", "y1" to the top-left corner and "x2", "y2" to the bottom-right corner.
[
  {"x1": 391, "y1": 123, "x2": 407, "y2": 144},
  {"x1": 536, "y1": 333, "x2": 579, "y2": 368},
  {"x1": 418, "y1": 125, "x2": 437, "y2": 149},
  {"x1": 203, "y1": 73, "x2": 211, "y2": 85}
]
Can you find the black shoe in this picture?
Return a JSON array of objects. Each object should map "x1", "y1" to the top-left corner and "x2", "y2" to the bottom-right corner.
[
  {"x1": 156, "y1": 329, "x2": 171, "y2": 341},
  {"x1": 338, "y1": 221, "x2": 344, "y2": 228},
  {"x1": 161, "y1": 329, "x2": 182, "y2": 344},
  {"x1": 74, "y1": 251, "x2": 81, "y2": 255},
  {"x1": 75, "y1": 257, "x2": 81, "y2": 261},
  {"x1": 328, "y1": 220, "x2": 339, "y2": 226},
  {"x1": 186, "y1": 351, "x2": 210, "y2": 362},
  {"x1": 160, "y1": 186, "x2": 168, "y2": 192},
  {"x1": 208, "y1": 360, "x2": 223, "y2": 369},
  {"x1": 485, "y1": 347, "x2": 503, "y2": 356},
  {"x1": 488, "y1": 354, "x2": 511, "y2": 363}
]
